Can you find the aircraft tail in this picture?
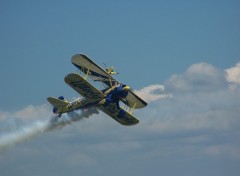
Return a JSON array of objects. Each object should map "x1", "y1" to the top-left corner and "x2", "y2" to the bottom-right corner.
[{"x1": 47, "y1": 96, "x2": 69, "y2": 114}]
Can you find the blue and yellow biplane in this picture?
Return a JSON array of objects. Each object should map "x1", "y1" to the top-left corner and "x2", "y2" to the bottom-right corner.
[{"x1": 47, "y1": 54, "x2": 147, "y2": 126}]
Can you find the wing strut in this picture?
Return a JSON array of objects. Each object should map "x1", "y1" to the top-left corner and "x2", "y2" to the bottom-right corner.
[
  {"x1": 84, "y1": 63, "x2": 92, "y2": 80},
  {"x1": 108, "y1": 75, "x2": 113, "y2": 87},
  {"x1": 129, "y1": 102, "x2": 137, "y2": 115}
]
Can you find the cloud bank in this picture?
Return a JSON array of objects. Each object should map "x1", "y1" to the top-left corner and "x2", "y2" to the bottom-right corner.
[
  {"x1": 0, "y1": 62, "x2": 240, "y2": 176},
  {"x1": 134, "y1": 84, "x2": 172, "y2": 102},
  {"x1": 133, "y1": 62, "x2": 240, "y2": 160},
  {"x1": 226, "y1": 62, "x2": 240, "y2": 84}
]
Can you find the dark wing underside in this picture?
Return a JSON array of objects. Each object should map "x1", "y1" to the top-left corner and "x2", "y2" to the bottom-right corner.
[
  {"x1": 99, "y1": 103, "x2": 139, "y2": 126},
  {"x1": 64, "y1": 73, "x2": 104, "y2": 100}
]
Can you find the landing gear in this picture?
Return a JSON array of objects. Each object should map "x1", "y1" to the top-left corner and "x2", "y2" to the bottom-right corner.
[{"x1": 53, "y1": 107, "x2": 58, "y2": 113}]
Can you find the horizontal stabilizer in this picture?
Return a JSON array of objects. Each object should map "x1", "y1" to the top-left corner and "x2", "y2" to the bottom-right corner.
[{"x1": 47, "y1": 97, "x2": 68, "y2": 108}]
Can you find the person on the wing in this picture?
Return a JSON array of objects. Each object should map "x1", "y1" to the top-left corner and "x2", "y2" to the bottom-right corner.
[
  {"x1": 106, "y1": 66, "x2": 119, "y2": 75},
  {"x1": 99, "y1": 84, "x2": 130, "y2": 116}
]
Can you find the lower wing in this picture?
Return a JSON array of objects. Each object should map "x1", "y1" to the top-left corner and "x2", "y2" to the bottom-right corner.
[{"x1": 99, "y1": 103, "x2": 139, "y2": 126}]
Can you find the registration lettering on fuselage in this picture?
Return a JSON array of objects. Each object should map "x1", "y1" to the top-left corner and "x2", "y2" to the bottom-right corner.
[{"x1": 70, "y1": 81, "x2": 103, "y2": 99}]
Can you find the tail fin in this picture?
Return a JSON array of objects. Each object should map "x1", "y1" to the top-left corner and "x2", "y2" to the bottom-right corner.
[{"x1": 47, "y1": 97, "x2": 68, "y2": 108}]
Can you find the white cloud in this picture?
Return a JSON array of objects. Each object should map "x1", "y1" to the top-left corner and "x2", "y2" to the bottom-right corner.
[
  {"x1": 1, "y1": 62, "x2": 240, "y2": 176},
  {"x1": 226, "y1": 62, "x2": 240, "y2": 84},
  {"x1": 14, "y1": 104, "x2": 51, "y2": 121},
  {"x1": 132, "y1": 62, "x2": 240, "y2": 160},
  {"x1": 165, "y1": 62, "x2": 226, "y2": 93},
  {"x1": 134, "y1": 84, "x2": 173, "y2": 102},
  {"x1": 139, "y1": 63, "x2": 240, "y2": 136}
]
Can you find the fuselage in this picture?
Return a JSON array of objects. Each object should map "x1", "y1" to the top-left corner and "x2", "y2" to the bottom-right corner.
[
  {"x1": 58, "y1": 98, "x2": 99, "y2": 114},
  {"x1": 56, "y1": 84, "x2": 129, "y2": 115}
]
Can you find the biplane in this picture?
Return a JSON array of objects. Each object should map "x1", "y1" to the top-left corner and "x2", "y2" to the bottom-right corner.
[{"x1": 47, "y1": 54, "x2": 147, "y2": 126}]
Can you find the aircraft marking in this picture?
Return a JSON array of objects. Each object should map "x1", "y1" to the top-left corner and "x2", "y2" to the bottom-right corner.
[{"x1": 70, "y1": 80, "x2": 103, "y2": 99}]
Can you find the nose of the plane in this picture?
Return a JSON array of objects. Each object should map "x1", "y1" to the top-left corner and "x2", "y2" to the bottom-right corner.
[{"x1": 123, "y1": 85, "x2": 130, "y2": 91}]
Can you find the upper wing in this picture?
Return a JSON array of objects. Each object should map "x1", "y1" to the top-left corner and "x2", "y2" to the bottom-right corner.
[
  {"x1": 72, "y1": 54, "x2": 118, "y2": 87},
  {"x1": 122, "y1": 90, "x2": 148, "y2": 109},
  {"x1": 99, "y1": 104, "x2": 139, "y2": 126},
  {"x1": 71, "y1": 54, "x2": 147, "y2": 109},
  {"x1": 64, "y1": 73, "x2": 104, "y2": 100}
]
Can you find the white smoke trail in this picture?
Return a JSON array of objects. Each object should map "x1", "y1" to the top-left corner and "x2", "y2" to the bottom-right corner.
[
  {"x1": 0, "y1": 108, "x2": 99, "y2": 152},
  {"x1": 0, "y1": 120, "x2": 49, "y2": 152}
]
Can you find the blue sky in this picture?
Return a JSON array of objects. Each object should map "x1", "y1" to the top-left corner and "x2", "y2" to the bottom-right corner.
[
  {"x1": 0, "y1": 1, "x2": 240, "y2": 176},
  {"x1": 0, "y1": 0, "x2": 239, "y2": 110}
]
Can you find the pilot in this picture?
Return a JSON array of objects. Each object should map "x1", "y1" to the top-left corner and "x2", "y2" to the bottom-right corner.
[{"x1": 99, "y1": 84, "x2": 130, "y2": 116}]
